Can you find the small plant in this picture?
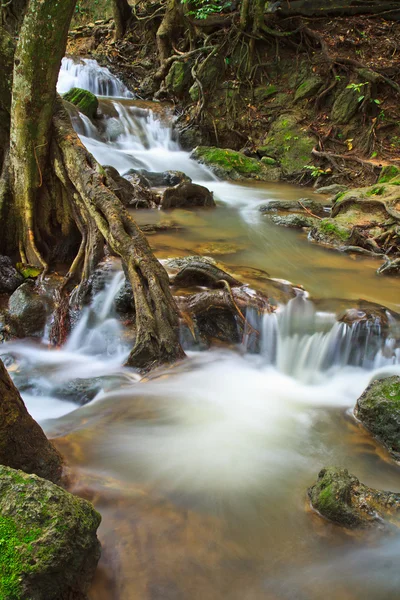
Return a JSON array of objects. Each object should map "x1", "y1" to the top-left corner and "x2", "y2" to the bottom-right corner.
[
  {"x1": 346, "y1": 82, "x2": 367, "y2": 102},
  {"x1": 304, "y1": 165, "x2": 326, "y2": 178},
  {"x1": 181, "y1": 0, "x2": 230, "y2": 19}
]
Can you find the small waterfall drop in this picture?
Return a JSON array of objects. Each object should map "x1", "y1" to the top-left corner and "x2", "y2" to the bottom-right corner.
[{"x1": 57, "y1": 57, "x2": 134, "y2": 97}]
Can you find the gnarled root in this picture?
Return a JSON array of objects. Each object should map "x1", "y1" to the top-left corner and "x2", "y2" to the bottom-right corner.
[{"x1": 52, "y1": 101, "x2": 184, "y2": 371}]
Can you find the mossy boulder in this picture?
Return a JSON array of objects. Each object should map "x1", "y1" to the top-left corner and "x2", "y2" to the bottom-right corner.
[
  {"x1": 308, "y1": 466, "x2": 400, "y2": 529},
  {"x1": 191, "y1": 146, "x2": 280, "y2": 181},
  {"x1": 0, "y1": 466, "x2": 101, "y2": 599},
  {"x1": 63, "y1": 87, "x2": 98, "y2": 119},
  {"x1": 189, "y1": 55, "x2": 225, "y2": 102},
  {"x1": 355, "y1": 376, "x2": 400, "y2": 461},
  {"x1": 331, "y1": 87, "x2": 360, "y2": 124},
  {"x1": 254, "y1": 84, "x2": 278, "y2": 102},
  {"x1": 165, "y1": 61, "x2": 191, "y2": 96},
  {"x1": 378, "y1": 165, "x2": 400, "y2": 184},
  {"x1": 258, "y1": 113, "x2": 315, "y2": 177},
  {"x1": 294, "y1": 75, "x2": 323, "y2": 102},
  {"x1": 267, "y1": 214, "x2": 316, "y2": 228}
]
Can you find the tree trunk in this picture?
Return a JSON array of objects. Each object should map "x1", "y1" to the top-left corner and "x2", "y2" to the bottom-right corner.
[
  {"x1": 112, "y1": 0, "x2": 132, "y2": 39},
  {"x1": 156, "y1": 0, "x2": 183, "y2": 64},
  {"x1": 10, "y1": 0, "x2": 77, "y2": 268},
  {"x1": 0, "y1": 359, "x2": 63, "y2": 484}
]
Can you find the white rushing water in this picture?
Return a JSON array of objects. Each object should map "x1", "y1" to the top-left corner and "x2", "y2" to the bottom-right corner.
[{"x1": 57, "y1": 57, "x2": 133, "y2": 97}]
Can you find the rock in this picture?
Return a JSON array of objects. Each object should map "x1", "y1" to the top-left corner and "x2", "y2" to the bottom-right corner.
[
  {"x1": 258, "y1": 113, "x2": 315, "y2": 177},
  {"x1": 378, "y1": 165, "x2": 400, "y2": 184},
  {"x1": 308, "y1": 466, "x2": 400, "y2": 528},
  {"x1": 161, "y1": 182, "x2": 215, "y2": 209},
  {"x1": 165, "y1": 61, "x2": 191, "y2": 96},
  {"x1": 0, "y1": 359, "x2": 63, "y2": 484},
  {"x1": 173, "y1": 260, "x2": 240, "y2": 288},
  {"x1": 139, "y1": 75, "x2": 159, "y2": 98},
  {"x1": 331, "y1": 87, "x2": 360, "y2": 124},
  {"x1": 52, "y1": 378, "x2": 103, "y2": 406},
  {"x1": 355, "y1": 376, "x2": 400, "y2": 461},
  {"x1": 316, "y1": 184, "x2": 348, "y2": 196},
  {"x1": 267, "y1": 214, "x2": 316, "y2": 228},
  {"x1": 103, "y1": 165, "x2": 155, "y2": 208},
  {"x1": 114, "y1": 280, "x2": 134, "y2": 315},
  {"x1": 377, "y1": 257, "x2": 400, "y2": 276},
  {"x1": 123, "y1": 168, "x2": 191, "y2": 188},
  {"x1": 294, "y1": 75, "x2": 323, "y2": 102},
  {"x1": 163, "y1": 255, "x2": 216, "y2": 273},
  {"x1": 259, "y1": 199, "x2": 329, "y2": 217},
  {"x1": 191, "y1": 146, "x2": 280, "y2": 181},
  {"x1": 8, "y1": 281, "x2": 48, "y2": 338},
  {"x1": 0, "y1": 255, "x2": 24, "y2": 294},
  {"x1": 260, "y1": 156, "x2": 277, "y2": 166},
  {"x1": 63, "y1": 87, "x2": 99, "y2": 119},
  {"x1": 254, "y1": 84, "x2": 278, "y2": 102},
  {"x1": 310, "y1": 218, "x2": 351, "y2": 246},
  {"x1": 0, "y1": 466, "x2": 101, "y2": 599},
  {"x1": 188, "y1": 55, "x2": 224, "y2": 102}
]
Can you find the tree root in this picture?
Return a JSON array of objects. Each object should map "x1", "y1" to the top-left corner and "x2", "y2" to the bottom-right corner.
[{"x1": 52, "y1": 101, "x2": 184, "y2": 372}]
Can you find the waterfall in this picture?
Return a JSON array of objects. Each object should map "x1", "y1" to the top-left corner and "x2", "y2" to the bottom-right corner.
[
  {"x1": 256, "y1": 293, "x2": 400, "y2": 383},
  {"x1": 57, "y1": 57, "x2": 134, "y2": 97}
]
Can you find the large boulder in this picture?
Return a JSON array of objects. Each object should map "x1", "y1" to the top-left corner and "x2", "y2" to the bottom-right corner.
[
  {"x1": 191, "y1": 146, "x2": 280, "y2": 181},
  {"x1": 355, "y1": 376, "x2": 400, "y2": 461},
  {"x1": 331, "y1": 86, "x2": 360, "y2": 124},
  {"x1": 308, "y1": 467, "x2": 400, "y2": 529},
  {"x1": 63, "y1": 87, "x2": 99, "y2": 119},
  {"x1": 0, "y1": 256, "x2": 24, "y2": 294},
  {"x1": 161, "y1": 182, "x2": 215, "y2": 209},
  {"x1": 0, "y1": 466, "x2": 101, "y2": 599},
  {"x1": 8, "y1": 281, "x2": 48, "y2": 338}
]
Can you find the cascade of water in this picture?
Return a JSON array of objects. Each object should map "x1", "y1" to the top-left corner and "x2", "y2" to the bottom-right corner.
[
  {"x1": 57, "y1": 57, "x2": 133, "y2": 97},
  {"x1": 257, "y1": 293, "x2": 400, "y2": 382}
]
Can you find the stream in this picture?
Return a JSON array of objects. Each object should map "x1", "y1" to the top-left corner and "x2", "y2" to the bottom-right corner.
[{"x1": 3, "y1": 57, "x2": 400, "y2": 600}]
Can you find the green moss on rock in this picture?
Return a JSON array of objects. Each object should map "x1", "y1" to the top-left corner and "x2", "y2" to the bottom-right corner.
[
  {"x1": 191, "y1": 146, "x2": 280, "y2": 181},
  {"x1": 331, "y1": 87, "x2": 360, "y2": 124},
  {"x1": 63, "y1": 87, "x2": 98, "y2": 119},
  {"x1": 355, "y1": 376, "x2": 400, "y2": 461},
  {"x1": 165, "y1": 62, "x2": 190, "y2": 96},
  {"x1": 254, "y1": 84, "x2": 278, "y2": 102},
  {"x1": 318, "y1": 218, "x2": 350, "y2": 241},
  {"x1": 294, "y1": 75, "x2": 323, "y2": 102},
  {"x1": 260, "y1": 113, "x2": 315, "y2": 177},
  {"x1": 378, "y1": 165, "x2": 400, "y2": 184},
  {"x1": 308, "y1": 466, "x2": 400, "y2": 528},
  {"x1": 0, "y1": 466, "x2": 101, "y2": 600}
]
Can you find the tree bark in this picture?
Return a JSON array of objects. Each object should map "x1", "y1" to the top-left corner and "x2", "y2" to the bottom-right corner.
[
  {"x1": 10, "y1": 0, "x2": 77, "y2": 268},
  {"x1": 0, "y1": 359, "x2": 63, "y2": 484},
  {"x1": 112, "y1": 0, "x2": 132, "y2": 39},
  {"x1": 156, "y1": 0, "x2": 183, "y2": 64}
]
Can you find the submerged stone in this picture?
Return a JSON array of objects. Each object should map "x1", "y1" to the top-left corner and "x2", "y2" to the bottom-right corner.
[
  {"x1": 355, "y1": 376, "x2": 400, "y2": 461},
  {"x1": 267, "y1": 214, "x2": 316, "y2": 228},
  {"x1": 308, "y1": 466, "x2": 400, "y2": 528},
  {"x1": 63, "y1": 87, "x2": 99, "y2": 119},
  {"x1": 0, "y1": 466, "x2": 101, "y2": 599}
]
